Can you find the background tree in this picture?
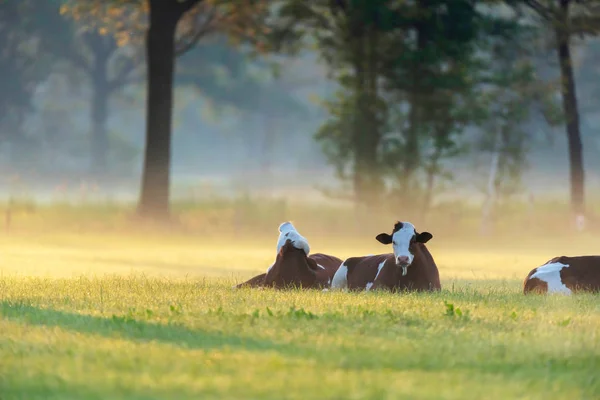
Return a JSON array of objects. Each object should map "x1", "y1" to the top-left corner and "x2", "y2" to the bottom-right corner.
[
  {"x1": 47, "y1": 15, "x2": 142, "y2": 178},
  {"x1": 0, "y1": 0, "x2": 65, "y2": 167},
  {"x1": 271, "y1": 0, "x2": 527, "y2": 220},
  {"x1": 378, "y1": 0, "x2": 490, "y2": 214},
  {"x1": 519, "y1": 0, "x2": 600, "y2": 224},
  {"x1": 62, "y1": 0, "x2": 273, "y2": 219}
]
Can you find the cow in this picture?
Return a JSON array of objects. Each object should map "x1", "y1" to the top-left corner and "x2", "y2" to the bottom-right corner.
[
  {"x1": 235, "y1": 221, "x2": 343, "y2": 289},
  {"x1": 523, "y1": 255, "x2": 600, "y2": 295},
  {"x1": 330, "y1": 221, "x2": 441, "y2": 292}
]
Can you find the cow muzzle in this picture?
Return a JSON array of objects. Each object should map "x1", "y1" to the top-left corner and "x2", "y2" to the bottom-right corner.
[{"x1": 396, "y1": 256, "x2": 410, "y2": 276}]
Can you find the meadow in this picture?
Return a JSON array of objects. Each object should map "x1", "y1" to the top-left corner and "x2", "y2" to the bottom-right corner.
[{"x1": 0, "y1": 199, "x2": 599, "y2": 399}]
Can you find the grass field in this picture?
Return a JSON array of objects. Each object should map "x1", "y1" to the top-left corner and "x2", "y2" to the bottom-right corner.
[{"x1": 1, "y1": 224, "x2": 599, "y2": 400}]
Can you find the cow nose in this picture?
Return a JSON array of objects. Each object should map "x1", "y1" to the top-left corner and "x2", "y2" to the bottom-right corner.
[{"x1": 396, "y1": 256, "x2": 410, "y2": 266}]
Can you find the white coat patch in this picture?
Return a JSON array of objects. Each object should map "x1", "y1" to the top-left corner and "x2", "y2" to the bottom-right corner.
[
  {"x1": 530, "y1": 262, "x2": 571, "y2": 294},
  {"x1": 331, "y1": 263, "x2": 348, "y2": 289},
  {"x1": 373, "y1": 260, "x2": 387, "y2": 281},
  {"x1": 317, "y1": 264, "x2": 326, "y2": 270},
  {"x1": 365, "y1": 260, "x2": 386, "y2": 291},
  {"x1": 276, "y1": 221, "x2": 310, "y2": 255}
]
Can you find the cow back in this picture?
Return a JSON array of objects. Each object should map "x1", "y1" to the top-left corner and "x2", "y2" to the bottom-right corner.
[
  {"x1": 555, "y1": 256, "x2": 600, "y2": 292},
  {"x1": 308, "y1": 253, "x2": 343, "y2": 284}
]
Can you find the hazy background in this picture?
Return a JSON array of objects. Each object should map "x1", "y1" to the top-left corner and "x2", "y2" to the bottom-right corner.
[
  {"x1": 2, "y1": 1, "x2": 600, "y2": 242},
  {"x1": 6, "y1": 42, "x2": 600, "y2": 201}
]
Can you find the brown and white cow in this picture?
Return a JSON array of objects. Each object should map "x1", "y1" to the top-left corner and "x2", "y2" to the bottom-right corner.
[
  {"x1": 523, "y1": 255, "x2": 600, "y2": 295},
  {"x1": 235, "y1": 222, "x2": 343, "y2": 289},
  {"x1": 330, "y1": 221, "x2": 441, "y2": 292}
]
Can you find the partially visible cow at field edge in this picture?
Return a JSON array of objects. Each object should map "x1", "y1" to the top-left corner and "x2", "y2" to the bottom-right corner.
[
  {"x1": 330, "y1": 221, "x2": 441, "y2": 292},
  {"x1": 235, "y1": 222, "x2": 343, "y2": 289},
  {"x1": 523, "y1": 256, "x2": 600, "y2": 295}
]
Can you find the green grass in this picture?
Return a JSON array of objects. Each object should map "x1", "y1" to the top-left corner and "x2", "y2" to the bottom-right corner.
[{"x1": 0, "y1": 229, "x2": 599, "y2": 399}]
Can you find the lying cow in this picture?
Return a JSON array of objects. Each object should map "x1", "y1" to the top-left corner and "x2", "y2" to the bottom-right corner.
[
  {"x1": 523, "y1": 256, "x2": 600, "y2": 295},
  {"x1": 330, "y1": 221, "x2": 441, "y2": 292},
  {"x1": 235, "y1": 222, "x2": 343, "y2": 289}
]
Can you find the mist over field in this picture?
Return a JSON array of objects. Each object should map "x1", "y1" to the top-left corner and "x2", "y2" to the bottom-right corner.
[{"x1": 3, "y1": 40, "x2": 600, "y2": 209}]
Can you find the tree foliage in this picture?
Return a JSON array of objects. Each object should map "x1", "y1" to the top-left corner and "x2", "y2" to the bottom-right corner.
[
  {"x1": 269, "y1": 0, "x2": 545, "y2": 214},
  {"x1": 60, "y1": 0, "x2": 272, "y2": 55}
]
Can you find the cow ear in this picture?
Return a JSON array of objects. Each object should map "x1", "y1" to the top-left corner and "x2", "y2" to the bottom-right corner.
[
  {"x1": 375, "y1": 233, "x2": 392, "y2": 245},
  {"x1": 416, "y1": 232, "x2": 433, "y2": 243}
]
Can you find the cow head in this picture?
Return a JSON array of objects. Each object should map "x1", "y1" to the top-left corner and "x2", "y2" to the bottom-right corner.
[
  {"x1": 264, "y1": 239, "x2": 319, "y2": 288},
  {"x1": 276, "y1": 221, "x2": 310, "y2": 256},
  {"x1": 375, "y1": 221, "x2": 432, "y2": 276}
]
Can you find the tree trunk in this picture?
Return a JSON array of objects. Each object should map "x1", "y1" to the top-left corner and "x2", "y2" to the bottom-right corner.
[
  {"x1": 402, "y1": 1, "x2": 428, "y2": 199},
  {"x1": 480, "y1": 131, "x2": 502, "y2": 236},
  {"x1": 86, "y1": 33, "x2": 113, "y2": 179},
  {"x1": 352, "y1": 37, "x2": 369, "y2": 207},
  {"x1": 259, "y1": 114, "x2": 276, "y2": 194},
  {"x1": 556, "y1": 0, "x2": 585, "y2": 218},
  {"x1": 137, "y1": 5, "x2": 180, "y2": 219},
  {"x1": 352, "y1": 27, "x2": 381, "y2": 209},
  {"x1": 421, "y1": 143, "x2": 442, "y2": 221},
  {"x1": 90, "y1": 72, "x2": 109, "y2": 178}
]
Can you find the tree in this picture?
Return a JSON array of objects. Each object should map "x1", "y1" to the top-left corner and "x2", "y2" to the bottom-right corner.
[
  {"x1": 273, "y1": 1, "x2": 410, "y2": 208},
  {"x1": 270, "y1": 1, "x2": 527, "y2": 217},
  {"x1": 0, "y1": 0, "x2": 63, "y2": 166},
  {"x1": 139, "y1": 0, "x2": 200, "y2": 219},
  {"x1": 47, "y1": 18, "x2": 142, "y2": 177},
  {"x1": 379, "y1": 0, "x2": 490, "y2": 212},
  {"x1": 520, "y1": 0, "x2": 600, "y2": 223},
  {"x1": 62, "y1": 0, "x2": 271, "y2": 219}
]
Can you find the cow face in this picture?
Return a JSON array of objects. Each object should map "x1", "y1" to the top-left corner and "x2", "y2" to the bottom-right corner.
[{"x1": 375, "y1": 221, "x2": 432, "y2": 276}]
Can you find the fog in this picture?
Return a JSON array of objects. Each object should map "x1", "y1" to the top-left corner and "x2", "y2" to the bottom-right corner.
[{"x1": 1, "y1": 26, "x2": 600, "y2": 215}]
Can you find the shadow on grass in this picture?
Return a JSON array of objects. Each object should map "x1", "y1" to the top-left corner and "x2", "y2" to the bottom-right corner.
[
  {"x1": 0, "y1": 301, "x2": 287, "y2": 353},
  {"x1": 1, "y1": 300, "x2": 598, "y2": 394}
]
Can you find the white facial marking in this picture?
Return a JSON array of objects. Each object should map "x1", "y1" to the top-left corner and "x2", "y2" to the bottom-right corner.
[
  {"x1": 391, "y1": 222, "x2": 417, "y2": 266},
  {"x1": 275, "y1": 221, "x2": 310, "y2": 255},
  {"x1": 530, "y1": 262, "x2": 571, "y2": 295},
  {"x1": 331, "y1": 263, "x2": 348, "y2": 289},
  {"x1": 366, "y1": 282, "x2": 374, "y2": 291}
]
